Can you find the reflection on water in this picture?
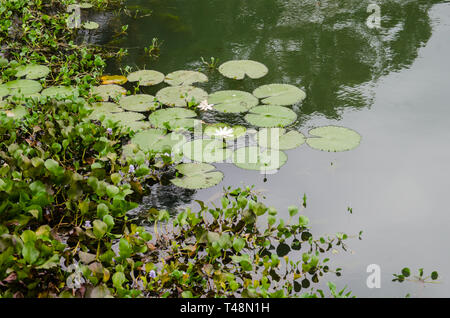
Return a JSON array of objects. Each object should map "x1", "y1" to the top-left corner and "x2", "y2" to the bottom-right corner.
[{"x1": 90, "y1": 0, "x2": 450, "y2": 296}]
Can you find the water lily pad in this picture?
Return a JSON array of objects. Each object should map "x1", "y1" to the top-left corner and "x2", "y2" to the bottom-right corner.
[
  {"x1": 218, "y1": 60, "x2": 268, "y2": 80},
  {"x1": 253, "y1": 84, "x2": 306, "y2": 106},
  {"x1": 257, "y1": 128, "x2": 305, "y2": 150},
  {"x1": 103, "y1": 112, "x2": 149, "y2": 132},
  {"x1": 204, "y1": 123, "x2": 247, "y2": 140},
  {"x1": 164, "y1": 70, "x2": 208, "y2": 86},
  {"x1": 156, "y1": 85, "x2": 208, "y2": 107},
  {"x1": 119, "y1": 94, "x2": 158, "y2": 112},
  {"x1": 245, "y1": 105, "x2": 297, "y2": 127},
  {"x1": 171, "y1": 163, "x2": 223, "y2": 189},
  {"x1": 208, "y1": 90, "x2": 258, "y2": 113},
  {"x1": 79, "y1": 2, "x2": 94, "y2": 9},
  {"x1": 183, "y1": 139, "x2": 232, "y2": 163},
  {"x1": 41, "y1": 86, "x2": 78, "y2": 98},
  {"x1": 127, "y1": 70, "x2": 165, "y2": 86},
  {"x1": 148, "y1": 108, "x2": 199, "y2": 130},
  {"x1": 2, "y1": 105, "x2": 28, "y2": 119},
  {"x1": 83, "y1": 21, "x2": 99, "y2": 30},
  {"x1": 132, "y1": 129, "x2": 186, "y2": 154},
  {"x1": 306, "y1": 126, "x2": 361, "y2": 152},
  {"x1": 0, "y1": 85, "x2": 9, "y2": 98},
  {"x1": 100, "y1": 75, "x2": 127, "y2": 85},
  {"x1": 91, "y1": 84, "x2": 126, "y2": 101},
  {"x1": 233, "y1": 146, "x2": 287, "y2": 171},
  {"x1": 15, "y1": 64, "x2": 50, "y2": 80},
  {"x1": 122, "y1": 120, "x2": 152, "y2": 132},
  {"x1": 87, "y1": 102, "x2": 123, "y2": 120},
  {"x1": 4, "y1": 80, "x2": 42, "y2": 97}
]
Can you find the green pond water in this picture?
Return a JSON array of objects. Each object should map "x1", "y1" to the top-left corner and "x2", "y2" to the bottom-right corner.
[{"x1": 93, "y1": 0, "x2": 450, "y2": 296}]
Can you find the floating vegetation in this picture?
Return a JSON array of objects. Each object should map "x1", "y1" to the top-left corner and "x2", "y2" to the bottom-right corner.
[
  {"x1": 257, "y1": 128, "x2": 306, "y2": 150},
  {"x1": 244, "y1": 105, "x2": 297, "y2": 127},
  {"x1": 0, "y1": 86, "x2": 10, "y2": 98},
  {"x1": 156, "y1": 85, "x2": 208, "y2": 107},
  {"x1": 131, "y1": 129, "x2": 186, "y2": 154},
  {"x1": 2, "y1": 79, "x2": 42, "y2": 97},
  {"x1": 208, "y1": 90, "x2": 258, "y2": 113},
  {"x1": 218, "y1": 60, "x2": 268, "y2": 80},
  {"x1": 100, "y1": 75, "x2": 128, "y2": 85},
  {"x1": 127, "y1": 70, "x2": 165, "y2": 86},
  {"x1": 170, "y1": 163, "x2": 223, "y2": 189},
  {"x1": 148, "y1": 107, "x2": 199, "y2": 130},
  {"x1": 203, "y1": 123, "x2": 247, "y2": 140},
  {"x1": 253, "y1": 84, "x2": 306, "y2": 106},
  {"x1": 182, "y1": 139, "x2": 233, "y2": 163},
  {"x1": 87, "y1": 102, "x2": 123, "y2": 120},
  {"x1": 119, "y1": 94, "x2": 159, "y2": 112},
  {"x1": 41, "y1": 86, "x2": 79, "y2": 98},
  {"x1": 91, "y1": 84, "x2": 127, "y2": 101},
  {"x1": 306, "y1": 126, "x2": 362, "y2": 152},
  {"x1": 164, "y1": 70, "x2": 208, "y2": 86},
  {"x1": 232, "y1": 146, "x2": 288, "y2": 171},
  {"x1": 14, "y1": 64, "x2": 50, "y2": 80},
  {"x1": 83, "y1": 21, "x2": 100, "y2": 30}
]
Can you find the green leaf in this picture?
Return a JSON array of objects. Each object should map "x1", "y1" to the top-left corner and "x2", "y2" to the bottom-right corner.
[
  {"x1": 245, "y1": 105, "x2": 297, "y2": 128},
  {"x1": 44, "y1": 159, "x2": 64, "y2": 177},
  {"x1": 253, "y1": 84, "x2": 306, "y2": 106},
  {"x1": 93, "y1": 220, "x2": 107, "y2": 239},
  {"x1": 127, "y1": 70, "x2": 165, "y2": 86},
  {"x1": 306, "y1": 126, "x2": 361, "y2": 152},
  {"x1": 257, "y1": 128, "x2": 305, "y2": 150},
  {"x1": 288, "y1": 205, "x2": 299, "y2": 217},
  {"x1": 299, "y1": 215, "x2": 309, "y2": 227},
  {"x1": 164, "y1": 70, "x2": 208, "y2": 86},
  {"x1": 112, "y1": 272, "x2": 127, "y2": 289},
  {"x1": 171, "y1": 163, "x2": 224, "y2": 189},
  {"x1": 208, "y1": 90, "x2": 258, "y2": 113},
  {"x1": 119, "y1": 238, "x2": 132, "y2": 259},
  {"x1": 431, "y1": 271, "x2": 438, "y2": 280},
  {"x1": 22, "y1": 242, "x2": 39, "y2": 264},
  {"x1": 119, "y1": 94, "x2": 158, "y2": 112},
  {"x1": 218, "y1": 60, "x2": 268, "y2": 80},
  {"x1": 233, "y1": 237, "x2": 246, "y2": 253},
  {"x1": 401, "y1": 267, "x2": 410, "y2": 277},
  {"x1": 156, "y1": 85, "x2": 208, "y2": 107},
  {"x1": 181, "y1": 291, "x2": 194, "y2": 298}
]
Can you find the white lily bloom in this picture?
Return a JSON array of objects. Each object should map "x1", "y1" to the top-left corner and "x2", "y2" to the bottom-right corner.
[
  {"x1": 198, "y1": 100, "x2": 214, "y2": 111},
  {"x1": 214, "y1": 126, "x2": 234, "y2": 139}
]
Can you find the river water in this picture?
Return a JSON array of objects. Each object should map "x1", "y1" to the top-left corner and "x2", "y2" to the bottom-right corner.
[{"x1": 98, "y1": 0, "x2": 450, "y2": 297}]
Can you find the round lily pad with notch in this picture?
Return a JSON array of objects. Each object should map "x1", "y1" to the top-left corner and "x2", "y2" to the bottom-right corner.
[
  {"x1": 83, "y1": 21, "x2": 99, "y2": 30},
  {"x1": 41, "y1": 86, "x2": 78, "y2": 98},
  {"x1": 132, "y1": 129, "x2": 186, "y2": 154},
  {"x1": 4, "y1": 79, "x2": 42, "y2": 97},
  {"x1": 257, "y1": 128, "x2": 305, "y2": 150},
  {"x1": 306, "y1": 126, "x2": 361, "y2": 152},
  {"x1": 183, "y1": 139, "x2": 232, "y2": 163},
  {"x1": 127, "y1": 70, "x2": 165, "y2": 86},
  {"x1": 218, "y1": 60, "x2": 268, "y2": 80},
  {"x1": 91, "y1": 84, "x2": 126, "y2": 101},
  {"x1": 148, "y1": 107, "x2": 199, "y2": 130},
  {"x1": 253, "y1": 84, "x2": 306, "y2": 106},
  {"x1": 15, "y1": 64, "x2": 50, "y2": 80},
  {"x1": 87, "y1": 102, "x2": 123, "y2": 120},
  {"x1": 208, "y1": 90, "x2": 258, "y2": 113},
  {"x1": 156, "y1": 85, "x2": 208, "y2": 107},
  {"x1": 171, "y1": 163, "x2": 223, "y2": 189},
  {"x1": 2, "y1": 105, "x2": 28, "y2": 120},
  {"x1": 204, "y1": 123, "x2": 247, "y2": 140},
  {"x1": 245, "y1": 105, "x2": 297, "y2": 128},
  {"x1": 164, "y1": 70, "x2": 208, "y2": 86},
  {"x1": 233, "y1": 146, "x2": 287, "y2": 172},
  {"x1": 100, "y1": 75, "x2": 127, "y2": 85},
  {"x1": 119, "y1": 94, "x2": 158, "y2": 112}
]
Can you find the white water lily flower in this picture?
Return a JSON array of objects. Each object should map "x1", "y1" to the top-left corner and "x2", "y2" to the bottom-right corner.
[
  {"x1": 214, "y1": 126, "x2": 234, "y2": 139},
  {"x1": 198, "y1": 100, "x2": 213, "y2": 111}
]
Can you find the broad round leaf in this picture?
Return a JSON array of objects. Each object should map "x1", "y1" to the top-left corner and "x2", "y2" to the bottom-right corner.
[
  {"x1": 91, "y1": 84, "x2": 126, "y2": 101},
  {"x1": 41, "y1": 86, "x2": 78, "y2": 98},
  {"x1": 100, "y1": 75, "x2": 127, "y2": 85},
  {"x1": 165, "y1": 70, "x2": 208, "y2": 86},
  {"x1": 171, "y1": 163, "x2": 223, "y2": 189},
  {"x1": 127, "y1": 70, "x2": 165, "y2": 86},
  {"x1": 257, "y1": 128, "x2": 305, "y2": 150},
  {"x1": 83, "y1": 21, "x2": 99, "y2": 30},
  {"x1": 245, "y1": 105, "x2": 297, "y2": 127},
  {"x1": 306, "y1": 126, "x2": 361, "y2": 152},
  {"x1": 218, "y1": 60, "x2": 268, "y2": 80},
  {"x1": 208, "y1": 90, "x2": 258, "y2": 113},
  {"x1": 183, "y1": 139, "x2": 232, "y2": 163},
  {"x1": 156, "y1": 85, "x2": 208, "y2": 107},
  {"x1": 0, "y1": 85, "x2": 9, "y2": 98},
  {"x1": 253, "y1": 84, "x2": 306, "y2": 105},
  {"x1": 15, "y1": 64, "x2": 50, "y2": 79},
  {"x1": 2, "y1": 105, "x2": 28, "y2": 119},
  {"x1": 148, "y1": 108, "x2": 199, "y2": 130},
  {"x1": 119, "y1": 94, "x2": 158, "y2": 112},
  {"x1": 4, "y1": 79, "x2": 42, "y2": 97},
  {"x1": 204, "y1": 123, "x2": 246, "y2": 140},
  {"x1": 87, "y1": 102, "x2": 123, "y2": 120},
  {"x1": 131, "y1": 129, "x2": 186, "y2": 154},
  {"x1": 233, "y1": 146, "x2": 287, "y2": 171}
]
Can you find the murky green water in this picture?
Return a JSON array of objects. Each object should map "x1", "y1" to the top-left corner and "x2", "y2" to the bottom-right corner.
[{"x1": 97, "y1": 0, "x2": 450, "y2": 296}]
